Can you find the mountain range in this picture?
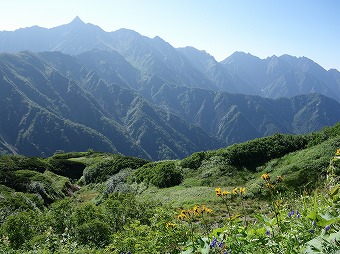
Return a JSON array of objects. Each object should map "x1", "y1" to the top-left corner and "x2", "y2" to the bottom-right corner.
[
  {"x1": 1, "y1": 17, "x2": 340, "y2": 101},
  {"x1": 1, "y1": 17, "x2": 340, "y2": 160}
]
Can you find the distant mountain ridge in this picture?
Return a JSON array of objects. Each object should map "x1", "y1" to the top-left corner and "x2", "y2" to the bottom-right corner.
[
  {"x1": 0, "y1": 51, "x2": 225, "y2": 160},
  {"x1": 1, "y1": 17, "x2": 339, "y2": 102},
  {"x1": 1, "y1": 50, "x2": 340, "y2": 159},
  {"x1": 1, "y1": 18, "x2": 340, "y2": 159}
]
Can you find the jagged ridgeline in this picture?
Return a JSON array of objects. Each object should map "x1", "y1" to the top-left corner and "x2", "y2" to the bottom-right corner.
[
  {"x1": 1, "y1": 17, "x2": 340, "y2": 102},
  {"x1": 1, "y1": 50, "x2": 340, "y2": 160},
  {"x1": 1, "y1": 17, "x2": 340, "y2": 160}
]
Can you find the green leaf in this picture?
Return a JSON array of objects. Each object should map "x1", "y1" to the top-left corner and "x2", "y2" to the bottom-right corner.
[
  {"x1": 211, "y1": 226, "x2": 227, "y2": 236},
  {"x1": 255, "y1": 214, "x2": 277, "y2": 226},
  {"x1": 256, "y1": 227, "x2": 268, "y2": 236},
  {"x1": 329, "y1": 185, "x2": 339, "y2": 197},
  {"x1": 307, "y1": 210, "x2": 317, "y2": 220}
]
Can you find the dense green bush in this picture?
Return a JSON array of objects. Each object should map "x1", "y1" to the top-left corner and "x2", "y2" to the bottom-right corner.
[
  {"x1": 76, "y1": 219, "x2": 110, "y2": 247},
  {"x1": 132, "y1": 161, "x2": 183, "y2": 188},
  {"x1": 215, "y1": 133, "x2": 309, "y2": 170},
  {"x1": 103, "y1": 192, "x2": 155, "y2": 231},
  {"x1": 11, "y1": 170, "x2": 71, "y2": 203},
  {"x1": 0, "y1": 186, "x2": 44, "y2": 225},
  {"x1": 48, "y1": 158, "x2": 86, "y2": 179},
  {"x1": 70, "y1": 203, "x2": 109, "y2": 247},
  {"x1": 104, "y1": 169, "x2": 132, "y2": 195},
  {"x1": 180, "y1": 151, "x2": 206, "y2": 169},
  {"x1": 0, "y1": 155, "x2": 49, "y2": 189},
  {"x1": 151, "y1": 162, "x2": 183, "y2": 188},
  {"x1": 1, "y1": 210, "x2": 42, "y2": 249},
  {"x1": 307, "y1": 122, "x2": 340, "y2": 146},
  {"x1": 0, "y1": 155, "x2": 49, "y2": 173},
  {"x1": 82, "y1": 155, "x2": 149, "y2": 184}
]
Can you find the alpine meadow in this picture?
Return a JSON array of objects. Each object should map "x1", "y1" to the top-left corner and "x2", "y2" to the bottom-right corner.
[{"x1": 0, "y1": 15, "x2": 339, "y2": 254}]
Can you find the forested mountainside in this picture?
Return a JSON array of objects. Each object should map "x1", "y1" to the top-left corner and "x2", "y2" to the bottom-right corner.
[
  {"x1": 0, "y1": 51, "x2": 224, "y2": 160},
  {"x1": 1, "y1": 50, "x2": 340, "y2": 159}
]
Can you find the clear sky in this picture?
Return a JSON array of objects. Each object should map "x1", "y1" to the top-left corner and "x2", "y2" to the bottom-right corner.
[{"x1": 1, "y1": 0, "x2": 339, "y2": 70}]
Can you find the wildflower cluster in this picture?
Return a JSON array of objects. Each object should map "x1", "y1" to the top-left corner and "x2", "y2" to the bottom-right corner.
[
  {"x1": 209, "y1": 236, "x2": 232, "y2": 253},
  {"x1": 177, "y1": 205, "x2": 212, "y2": 220},
  {"x1": 174, "y1": 205, "x2": 214, "y2": 252},
  {"x1": 215, "y1": 186, "x2": 248, "y2": 228},
  {"x1": 260, "y1": 173, "x2": 284, "y2": 191},
  {"x1": 287, "y1": 209, "x2": 300, "y2": 219},
  {"x1": 215, "y1": 186, "x2": 246, "y2": 197},
  {"x1": 209, "y1": 237, "x2": 223, "y2": 248}
]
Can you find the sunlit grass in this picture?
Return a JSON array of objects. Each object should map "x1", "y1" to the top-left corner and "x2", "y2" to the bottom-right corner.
[{"x1": 138, "y1": 185, "x2": 219, "y2": 208}]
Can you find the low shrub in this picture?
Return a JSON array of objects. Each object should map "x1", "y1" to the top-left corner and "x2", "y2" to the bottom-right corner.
[{"x1": 132, "y1": 161, "x2": 183, "y2": 188}]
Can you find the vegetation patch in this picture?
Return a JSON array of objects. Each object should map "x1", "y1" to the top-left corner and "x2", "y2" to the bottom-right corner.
[{"x1": 0, "y1": 124, "x2": 340, "y2": 253}]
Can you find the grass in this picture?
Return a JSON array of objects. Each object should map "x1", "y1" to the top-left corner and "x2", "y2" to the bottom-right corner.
[
  {"x1": 73, "y1": 183, "x2": 104, "y2": 203},
  {"x1": 68, "y1": 153, "x2": 111, "y2": 166},
  {"x1": 138, "y1": 185, "x2": 219, "y2": 208}
]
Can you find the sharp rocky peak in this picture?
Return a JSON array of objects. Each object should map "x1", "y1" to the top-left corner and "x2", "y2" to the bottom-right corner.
[{"x1": 68, "y1": 16, "x2": 86, "y2": 27}]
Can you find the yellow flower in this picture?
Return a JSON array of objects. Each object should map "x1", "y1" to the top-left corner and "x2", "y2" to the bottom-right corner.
[
  {"x1": 177, "y1": 213, "x2": 187, "y2": 220},
  {"x1": 178, "y1": 210, "x2": 188, "y2": 219},
  {"x1": 266, "y1": 183, "x2": 274, "y2": 189},
  {"x1": 276, "y1": 175, "x2": 284, "y2": 182},
  {"x1": 215, "y1": 187, "x2": 222, "y2": 197},
  {"x1": 222, "y1": 190, "x2": 231, "y2": 196},
  {"x1": 193, "y1": 205, "x2": 200, "y2": 215},
  {"x1": 239, "y1": 187, "x2": 246, "y2": 195},
  {"x1": 336, "y1": 148, "x2": 340, "y2": 156},
  {"x1": 232, "y1": 187, "x2": 238, "y2": 194},
  {"x1": 201, "y1": 205, "x2": 212, "y2": 214},
  {"x1": 166, "y1": 222, "x2": 176, "y2": 228},
  {"x1": 261, "y1": 173, "x2": 270, "y2": 181}
]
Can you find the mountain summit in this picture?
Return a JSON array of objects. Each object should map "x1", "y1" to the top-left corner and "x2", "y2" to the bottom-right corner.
[
  {"x1": 0, "y1": 18, "x2": 339, "y2": 101},
  {"x1": 1, "y1": 19, "x2": 340, "y2": 158},
  {"x1": 70, "y1": 16, "x2": 84, "y2": 25}
]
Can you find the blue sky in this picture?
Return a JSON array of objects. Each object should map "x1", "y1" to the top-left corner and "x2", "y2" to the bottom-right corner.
[{"x1": 1, "y1": 0, "x2": 339, "y2": 70}]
